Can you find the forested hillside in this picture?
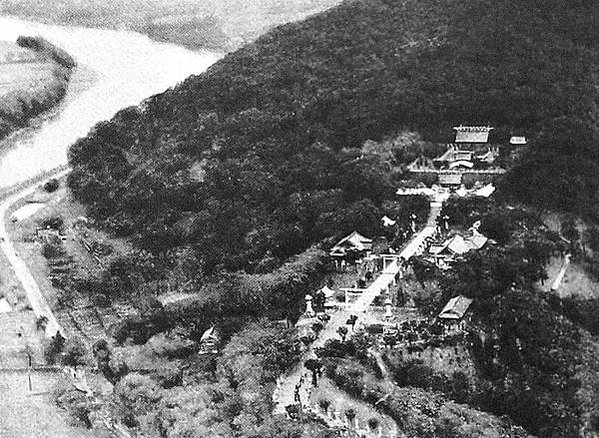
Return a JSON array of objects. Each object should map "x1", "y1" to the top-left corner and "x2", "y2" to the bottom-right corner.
[
  {"x1": 68, "y1": 0, "x2": 599, "y2": 279},
  {"x1": 60, "y1": 0, "x2": 599, "y2": 436}
]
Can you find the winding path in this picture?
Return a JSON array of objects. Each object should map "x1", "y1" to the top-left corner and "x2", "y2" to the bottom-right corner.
[{"x1": 0, "y1": 169, "x2": 70, "y2": 338}]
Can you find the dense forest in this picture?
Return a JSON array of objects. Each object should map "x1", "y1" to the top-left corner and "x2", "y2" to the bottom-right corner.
[
  {"x1": 58, "y1": 0, "x2": 599, "y2": 436},
  {"x1": 68, "y1": 0, "x2": 599, "y2": 283}
]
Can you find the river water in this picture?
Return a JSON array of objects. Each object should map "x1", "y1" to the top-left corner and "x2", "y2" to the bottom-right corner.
[{"x1": 0, "y1": 16, "x2": 221, "y2": 188}]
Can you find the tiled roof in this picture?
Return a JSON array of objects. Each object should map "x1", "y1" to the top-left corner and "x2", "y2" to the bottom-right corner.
[{"x1": 439, "y1": 295, "x2": 473, "y2": 319}]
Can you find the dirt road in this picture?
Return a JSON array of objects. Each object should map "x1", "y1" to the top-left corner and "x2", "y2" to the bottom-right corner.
[{"x1": 0, "y1": 170, "x2": 69, "y2": 338}]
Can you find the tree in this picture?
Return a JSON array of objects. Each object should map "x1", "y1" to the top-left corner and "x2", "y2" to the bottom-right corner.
[
  {"x1": 313, "y1": 290, "x2": 326, "y2": 313},
  {"x1": 584, "y1": 225, "x2": 599, "y2": 252},
  {"x1": 411, "y1": 256, "x2": 438, "y2": 287},
  {"x1": 367, "y1": 417, "x2": 380, "y2": 431},
  {"x1": 312, "y1": 321, "x2": 324, "y2": 333},
  {"x1": 36, "y1": 315, "x2": 49, "y2": 331},
  {"x1": 337, "y1": 326, "x2": 348, "y2": 342},
  {"x1": 319, "y1": 398, "x2": 331, "y2": 414},
  {"x1": 44, "y1": 332, "x2": 65, "y2": 364},
  {"x1": 480, "y1": 214, "x2": 512, "y2": 245},
  {"x1": 561, "y1": 218, "x2": 579, "y2": 244},
  {"x1": 44, "y1": 178, "x2": 59, "y2": 193},
  {"x1": 346, "y1": 315, "x2": 358, "y2": 331},
  {"x1": 113, "y1": 373, "x2": 162, "y2": 428},
  {"x1": 42, "y1": 242, "x2": 66, "y2": 259},
  {"x1": 40, "y1": 216, "x2": 64, "y2": 230},
  {"x1": 63, "y1": 336, "x2": 88, "y2": 369},
  {"x1": 345, "y1": 408, "x2": 356, "y2": 427},
  {"x1": 305, "y1": 359, "x2": 323, "y2": 387}
]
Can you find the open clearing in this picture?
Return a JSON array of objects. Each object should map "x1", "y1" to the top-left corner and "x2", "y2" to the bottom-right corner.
[
  {"x1": 0, "y1": 370, "x2": 99, "y2": 438},
  {"x1": 544, "y1": 256, "x2": 599, "y2": 299},
  {"x1": 0, "y1": 42, "x2": 57, "y2": 96}
]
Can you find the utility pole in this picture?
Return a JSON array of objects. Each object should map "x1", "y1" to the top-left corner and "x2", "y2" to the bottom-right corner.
[{"x1": 26, "y1": 350, "x2": 33, "y2": 391}]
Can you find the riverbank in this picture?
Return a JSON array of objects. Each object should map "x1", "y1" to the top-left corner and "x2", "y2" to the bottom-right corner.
[
  {"x1": 0, "y1": 0, "x2": 341, "y2": 52},
  {"x1": 0, "y1": 16, "x2": 220, "y2": 189},
  {"x1": 0, "y1": 36, "x2": 75, "y2": 141}
]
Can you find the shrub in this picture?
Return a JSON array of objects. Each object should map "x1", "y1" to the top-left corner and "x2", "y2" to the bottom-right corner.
[
  {"x1": 53, "y1": 381, "x2": 94, "y2": 428},
  {"x1": 318, "y1": 398, "x2": 331, "y2": 414},
  {"x1": 368, "y1": 417, "x2": 380, "y2": 430},
  {"x1": 36, "y1": 315, "x2": 49, "y2": 331},
  {"x1": 44, "y1": 178, "x2": 59, "y2": 193},
  {"x1": 345, "y1": 408, "x2": 356, "y2": 424},
  {"x1": 41, "y1": 216, "x2": 64, "y2": 230},
  {"x1": 42, "y1": 242, "x2": 66, "y2": 259},
  {"x1": 44, "y1": 332, "x2": 65, "y2": 364},
  {"x1": 62, "y1": 336, "x2": 89, "y2": 369}
]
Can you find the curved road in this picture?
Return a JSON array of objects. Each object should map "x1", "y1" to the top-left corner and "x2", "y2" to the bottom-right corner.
[{"x1": 0, "y1": 169, "x2": 70, "y2": 338}]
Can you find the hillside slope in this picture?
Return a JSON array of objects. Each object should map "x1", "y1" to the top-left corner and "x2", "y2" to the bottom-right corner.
[
  {"x1": 68, "y1": 0, "x2": 599, "y2": 274},
  {"x1": 60, "y1": 1, "x2": 599, "y2": 436}
]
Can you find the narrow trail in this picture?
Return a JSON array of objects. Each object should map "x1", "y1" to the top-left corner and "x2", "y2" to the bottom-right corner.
[
  {"x1": 0, "y1": 169, "x2": 70, "y2": 338},
  {"x1": 550, "y1": 253, "x2": 571, "y2": 297},
  {"x1": 273, "y1": 192, "x2": 446, "y2": 427}
]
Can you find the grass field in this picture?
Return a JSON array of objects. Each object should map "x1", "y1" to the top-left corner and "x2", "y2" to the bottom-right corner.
[
  {"x1": 0, "y1": 370, "x2": 100, "y2": 438},
  {"x1": 0, "y1": 42, "x2": 57, "y2": 95},
  {"x1": 0, "y1": 62, "x2": 58, "y2": 95}
]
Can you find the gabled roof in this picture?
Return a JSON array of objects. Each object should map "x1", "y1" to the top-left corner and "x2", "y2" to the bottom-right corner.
[
  {"x1": 447, "y1": 235, "x2": 471, "y2": 255},
  {"x1": 200, "y1": 326, "x2": 219, "y2": 342},
  {"x1": 449, "y1": 160, "x2": 474, "y2": 169},
  {"x1": 433, "y1": 232, "x2": 488, "y2": 256},
  {"x1": 474, "y1": 184, "x2": 495, "y2": 198},
  {"x1": 453, "y1": 126, "x2": 493, "y2": 143},
  {"x1": 429, "y1": 242, "x2": 450, "y2": 255},
  {"x1": 382, "y1": 216, "x2": 397, "y2": 227},
  {"x1": 475, "y1": 150, "x2": 496, "y2": 163},
  {"x1": 396, "y1": 187, "x2": 435, "y2": 197},
  {"x1": 439, "y1": 295, "x2": 473, "y2": 319},
  {"x1": 332, "y1": 231, "x2": 373, "y2": 252},
  {"x1": 510, "y1": 136, "x2": 527, "y2": 145},
  {"x1": 467, "y1": 232, "x2": 488, "y2": 250},
  {"x1": 434, "y1": 148, "x2": 474, "y2": 163},
  {"x1": 438, "y1": 173, "x2": 462, "y2": 185},
  {"x1": 318, "y1": 285, "x2": 336, "y2": 298}
]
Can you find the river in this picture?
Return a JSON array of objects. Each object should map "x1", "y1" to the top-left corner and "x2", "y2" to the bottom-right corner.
[{"x1": 0, "y1": 16, "x2": 222, "y2": 188}]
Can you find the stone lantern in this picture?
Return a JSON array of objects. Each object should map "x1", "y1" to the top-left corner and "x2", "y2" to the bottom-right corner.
[
  {"x1": 304, "y1": 294, "x2": 315, "y2": 317},
  {"x1": 384, "y1": 297, "x2": 393, "y2": 321}
]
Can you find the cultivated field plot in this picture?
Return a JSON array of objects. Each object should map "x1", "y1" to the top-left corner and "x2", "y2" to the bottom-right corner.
[
  {"x1": 7, "y1": 180, "x2": 134, "y2": 340},
  {"x1": 0, "y1": 62, "x2": 57, "y2": 95},
  {"x1": 0, "y1": 42, "x2": 56, "y2": 95},
  {"x1": 0, "y1": 41, "x2": 38, "y2": 63}
]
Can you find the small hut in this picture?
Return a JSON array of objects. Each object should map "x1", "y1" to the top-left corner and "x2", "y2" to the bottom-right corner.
[
  {"x1": 199, "y1": 326, "x2": 220, "y2": 354},
  {"x1": 438, "y1": 295, "x2": 473, "y2": 320}
]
